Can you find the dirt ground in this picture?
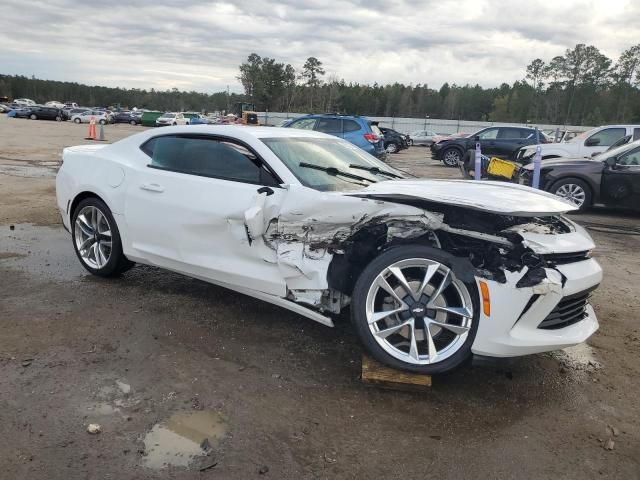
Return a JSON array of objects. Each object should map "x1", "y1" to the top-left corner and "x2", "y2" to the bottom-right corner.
[{"x1": 1, "y1": 114, "x2": 639, "y2": 479}]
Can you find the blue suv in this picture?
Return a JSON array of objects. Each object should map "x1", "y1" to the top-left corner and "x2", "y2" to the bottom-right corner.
[{"x1": 282, "y1": 114, "x2": 387, "y2": 160}]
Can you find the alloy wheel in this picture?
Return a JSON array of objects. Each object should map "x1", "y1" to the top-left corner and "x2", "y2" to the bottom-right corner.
[
  {"x1": 365, "y1": 258, "x2": 473, "y2": 365},
  {"x1": 555, "y1": 183, "x2": 586, "y2": 207},
  {"x1": 74, "y1": 206, "x2": 112, "y2": 269},
  {"x1": 443, "y1": 149, "x2": 461, "y2": 166},
  {"x1": 386, "y1": 143, "x2": 398, "y2": 154}
]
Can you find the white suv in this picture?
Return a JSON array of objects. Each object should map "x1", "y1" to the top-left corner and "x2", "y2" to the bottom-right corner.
[{"x1": 518, "y1": 125, "x2": 640, "y2": 160}]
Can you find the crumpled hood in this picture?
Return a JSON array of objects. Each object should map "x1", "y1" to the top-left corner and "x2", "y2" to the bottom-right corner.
[{"x1": 347, "y1": 179, "x2": 577, "y2": 216}]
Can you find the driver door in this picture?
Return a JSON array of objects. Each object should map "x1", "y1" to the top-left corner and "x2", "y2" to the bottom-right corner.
[
  {"x1": 476, "y1": 127, "x2": 500, "y2": 156},
  {"x1": 601, "y1": 146, "x2": 640, "y2": 209},
  {"x1": 124, "y1": 134, "x2": 287, "y2": 296}
]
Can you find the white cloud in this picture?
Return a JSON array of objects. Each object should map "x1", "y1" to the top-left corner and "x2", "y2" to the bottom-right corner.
[{"x1": 1, "y1": 0, "x2": 639, "y2": 93}]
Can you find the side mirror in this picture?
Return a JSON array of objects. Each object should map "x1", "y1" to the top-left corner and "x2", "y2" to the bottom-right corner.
[
  {"x1": 605, "y1": 157, "x2": 616, "y2": 168},
  {"x1": 585, "y1": 137, "x2": 600, "y2": 147},
  {"x1": 474, "y1": 135, "x2": 480, "y2": 142}
]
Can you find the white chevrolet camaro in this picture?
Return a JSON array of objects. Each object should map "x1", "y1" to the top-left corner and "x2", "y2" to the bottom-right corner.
[{"x1": 56, "y1": 126, "x2": 602, "y2": 374}]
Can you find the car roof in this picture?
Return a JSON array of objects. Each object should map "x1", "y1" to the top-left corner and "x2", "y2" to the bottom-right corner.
[{"x1": 128, "y1": 125, "x2": 334, "y2": 144}]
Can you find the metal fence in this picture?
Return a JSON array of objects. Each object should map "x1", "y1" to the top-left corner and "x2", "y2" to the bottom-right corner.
[{"x1": 256, "y1": 111, "x2": 592, "y2": 136}]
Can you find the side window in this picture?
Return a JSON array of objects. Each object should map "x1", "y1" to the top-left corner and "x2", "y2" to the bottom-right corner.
[
  {"x1": 633, "y1": 128, "x2": 640, "y2": 141},
  {"x1": 343, "y1": 120, "x2": 361, "y2": 132},
  {"x1": 143, "y1": 136, "x2": 277, "y2": 184},
  {"x1": 586, "y1": 128, "x2": 625, "y2": 147},
  {"x1": 478, "y1": 128, "x2": 499, "y2": 140},
  {"x1": 315, "y1": 118, "x2": 342, "y2": 133},
  {"x1": 617, "y1": 147, "x2": 640, "y2": 166},
  {"x1": 288, "y1": 118, "x2": 316, "y2": 130},
  {"x1": 497, "y1": 127, "x2": 522, "y2": 139}
]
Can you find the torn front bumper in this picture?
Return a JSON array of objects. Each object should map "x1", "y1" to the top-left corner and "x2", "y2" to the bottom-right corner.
[{"x1": 471, "y1": 258, "x2": 602, "y2": 357}]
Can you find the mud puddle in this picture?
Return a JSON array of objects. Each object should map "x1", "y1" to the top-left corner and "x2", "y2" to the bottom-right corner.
[{"x1": 142, "y1": 410, "x2": 226, "y2": 469}]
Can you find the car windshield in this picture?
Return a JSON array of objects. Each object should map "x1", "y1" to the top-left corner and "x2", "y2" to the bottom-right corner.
[
  {"x1": 262, "y1": 137, "x2": 407, "y2": 192},
  {"x1": 594, "y1": 140, "x2": 640, "y2": 161}
]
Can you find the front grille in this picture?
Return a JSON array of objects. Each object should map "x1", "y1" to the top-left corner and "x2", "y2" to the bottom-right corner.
[
  {"x1": 541, "y1": 251, "x2": 590, "y2": 265},
  {"x1": 538, "y1": 289, "x2": 593, "y2": 330}
]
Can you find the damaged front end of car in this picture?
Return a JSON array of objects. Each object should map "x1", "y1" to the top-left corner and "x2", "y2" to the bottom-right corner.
[{"x1": 242, "y1": 181, "x2": 601, "y2": 357}]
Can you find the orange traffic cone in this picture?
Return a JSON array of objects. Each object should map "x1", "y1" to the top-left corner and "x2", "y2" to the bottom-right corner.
[{"x1": 85, "y1": 117, "x2": 96, "y2": 140}]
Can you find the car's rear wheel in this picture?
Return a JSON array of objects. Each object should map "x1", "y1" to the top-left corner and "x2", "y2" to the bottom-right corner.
[
  {"x1": 442, "y1": 148, "x2": 462, "y2": 167},
  {"x1": 549, "y1": 178, "x2": 592, "y2": 211},
  {"x1": 407, "y1": 139, "x2": 413, "y2": 146},
  {"x1": 74, "y1": 118, "x2": 81, "y2": 124},
  {"x1": 29, "y1": 114, "x2": 37, "y2": 120},
  {"x1": 99, "y1": 119, "x2": 106, "y2": 125},
  {"x1": 55, "y1": 115, "x2": 62, "y2": 122},
  {"x1": 72, "y1": 198, "x2": 133, "y2": 277},
  {"x1": 130, "y1": 120, "x2": 136, "y2": 125},
  {"x1": 351, "y1": 245, "x2": 479, "y2": 375},
  {"x1": 385, "y1": 142, "x2": 399, "y2": 154}
]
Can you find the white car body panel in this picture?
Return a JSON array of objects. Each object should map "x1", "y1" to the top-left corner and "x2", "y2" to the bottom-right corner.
[{"x1": 56, "y1": 125, "x2": 602, "y2": 359}]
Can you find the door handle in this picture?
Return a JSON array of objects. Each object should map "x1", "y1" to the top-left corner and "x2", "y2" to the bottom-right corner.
[
  {"x1": 140, "y1": 183, "x2": 164, "y2": 193},
  {"x1": 257, "y1": 186, "x2": 274, "y2": 196}
]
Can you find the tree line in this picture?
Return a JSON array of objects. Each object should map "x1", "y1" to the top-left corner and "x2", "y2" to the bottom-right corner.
[{"x1": 2, "y1": 42, "x2": 640, "y2": 125}]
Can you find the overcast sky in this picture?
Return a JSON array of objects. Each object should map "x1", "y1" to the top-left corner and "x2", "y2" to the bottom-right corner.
[{"x1": 2, "y1": 0, "x2": 638, "y2": 93}]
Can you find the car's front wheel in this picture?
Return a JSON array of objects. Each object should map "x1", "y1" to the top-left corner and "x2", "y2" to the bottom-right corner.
[
  {"x1": 29, "y1": 114, "x2": 37, "y2": 120},
  {"x1": 351, "y1": 245, "x2": 479, "y2": 375},
  {"x1": 385, "y1": 142, "x2": 399, "y2": 154},
  {"x1": 442, "y1": 148, "x2": 462, "y2": 167},
  {"x1": 130, "y1": 120, "x2": 137, "y2": 125},
  {"x1": 72, "y1": 197, "x2": 133, "y2": 277},
  {"x1": 99, "y1": 119, "x2": 106, "y2": 125},
  {"x1": 549, "y1": 177, "x2": 592, "y2": 211},
  {"x1": 74, "y1": 118, "x2": 81, "y2": 124}
]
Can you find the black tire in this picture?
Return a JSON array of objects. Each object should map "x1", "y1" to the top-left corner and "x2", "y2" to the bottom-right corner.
[
  {"x1": 74, "y1": 118, "x2": 81, "y2": 124},
  {"x1": 99, "y1": 119, "x2": 106, "y2": 125},
  {"x1": 385, "y1": 142, "x2": 399, "y2": 154},
  {"x1": 55, "y1": 115, "x2": 62, "y2": 122},
  {"x1": 407, "y1": 139, "x2": 413, "y2": 146},
  {"x1": 548, "y1": 177, "x2": 592, "y2": 212},
  {"x1": 130, "y1": 120, "x2": 136, "y2": 125},
  {"x1": 71, "y1": 197, "x2": 134, "y2": 277},
  {"x1": 351, "y1": 245, "x2": 480, "y2": 375},
  {"x1": 29, "y1": 113, "x2": 37, "y2": 120},
  {"x1": 172, "y1": 122, "x2": 177, "y2": 126}
]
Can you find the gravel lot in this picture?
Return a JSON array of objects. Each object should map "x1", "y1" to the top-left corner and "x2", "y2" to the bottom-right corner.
[{"x1": 1, "y1": 115, "x2": 639, "y2": 479}]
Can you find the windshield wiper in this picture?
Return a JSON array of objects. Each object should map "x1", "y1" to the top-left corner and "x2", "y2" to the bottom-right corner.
[
  {"x1": 299, "y1": 162, "x2": 376, "y2": 183},
  {"x1": 348, "y1": 164, "x2": 402, "y2": 179}
]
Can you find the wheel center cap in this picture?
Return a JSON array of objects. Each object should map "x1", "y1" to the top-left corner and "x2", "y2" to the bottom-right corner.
[{"x1": 412, "y1": 307, "x2": 425, "y2": 315}]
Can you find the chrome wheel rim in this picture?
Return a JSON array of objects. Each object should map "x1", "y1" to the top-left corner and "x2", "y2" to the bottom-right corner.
[
  {"x1": 365, "y1": 258, "x2": 473, "y2": 365},
  {"x1": 555, "y1": 183, "x2": 586, "y2": 207},
  {"x1": 443, "y1": 150, "x2": 460, "y2": 165},
  {"x1": 74, "y1": 206, "x2": 112, "y2": 269}
]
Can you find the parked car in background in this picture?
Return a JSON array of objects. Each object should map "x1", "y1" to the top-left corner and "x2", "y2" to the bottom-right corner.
[
  {"x1": 14, "y1": 98, "x2": 36, "y2": 106},
  {"x1": 56, "y1": 125, "x2": 601, "y2": 375},
  {"x1": 0, "y1": 103, "x2": 12, "y2": 113},
  {"x1": 519, "y1": 139, "x2": 640, "y2": 211},
  {"x1": 156, "y1": 112, "x2": 190, "y2": 126},
  {"x1": 282, "y1": 114, "x2": 387, "y2": 161},
  {"x1": 112, "y1": 111, "x2": 141, "y2": 125},
  {"x1": 8, "y1": 106, "x2": 34, "y2": 118},
  {"x1": 66, "y1": 107, "x2": 90, "y2": 118},
  {"x1": 409, "y1": 130, "x2": 438, "y2": 146},
  {"x1": 64, "y1": 102, "x2": 79, "y2": 109},
  {"x1": 379, "y1": 127, "x2": 409, "y2": 154},
  {"x1": 432, "y1": 126, "x2": 545, "y2": 167},
  {"x1": 25, "y1": 105, "x2": 65, "y2": 121},
  {"x1": 45, "y1": 101, "x2": 65, "y2": 109},
  {"x1": 516, "y1": 125, "x2": 640, "y2": 162},
  {"x1": 71, "y1": 110, "x2": 110, "y2": 124}
]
